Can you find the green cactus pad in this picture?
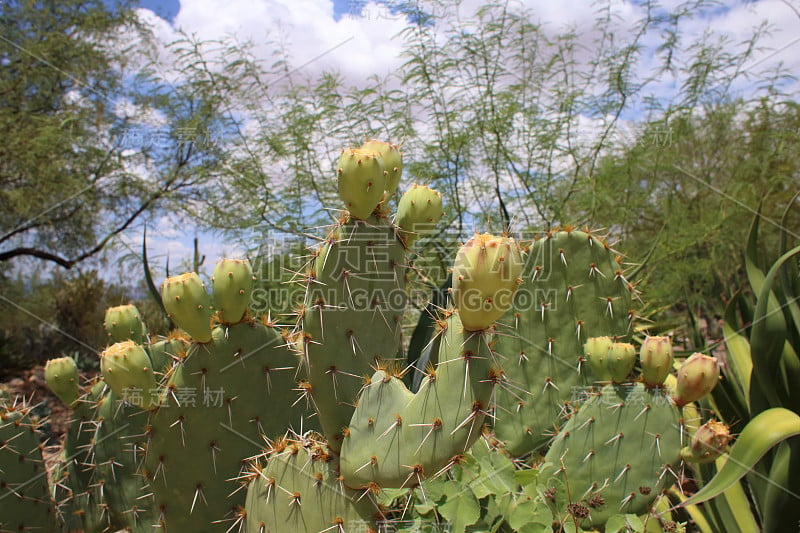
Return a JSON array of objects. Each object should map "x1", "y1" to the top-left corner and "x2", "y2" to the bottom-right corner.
[
  {"x1": 0, "y1": 397, "x2": 58, "y2": 532},
  {"x1": 51, "y1": 379, "x2": 109, "y2": 532},
  {"x1": 340, "y1": 315, "x2": 497, "y2": 488},
  {"x1": 362, "y1": 139, "x2": 403, "y2": 194},
  {"x1": 45, "y1": 356, "x2": 80, "y2": 406},
  {"x1": 337, "y1": 148, "x2": 387, "y2": 219},
  {"x1": 212, "y1": 258, "x2": 255, "y2": 324},
  {"x1": 244, "y1": 435, "x2": 376, "y2": 533},
  {"x1": 395, "y1": 184, "x2": 443, "y2": 247},
  {"x1": 492, "y1": 229, "x2": 638, "y2": 456},
  {"x1": 161, "y1": 272, "x2": 214, "y2": 343},
  {"x1": 140, "y1": 320, "x2": 310, "y2": 531},
  {"x1": 104, "y1": 303, "x2": 148, "y2": 345},
  {"x1": 539, "y1": 383, "x2": 683, "y2": 528},
  {"x1": 91, "y1": 389, "x2": 158, "y2": 530},
  {"x1": 303, "y1": 216, "x2": 406, "y2": 451}
]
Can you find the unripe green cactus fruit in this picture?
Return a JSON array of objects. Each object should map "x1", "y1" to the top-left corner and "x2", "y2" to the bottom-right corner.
[
  {"x1": 212, "y1": 258, "x2": 254, "y2": 324},
  {"x1": 395, "y1": 184, "x2": 443, "y2": 247},
  {"x1": 585, "y1": 336, "x2": 614, "y2": 381},
  {"x1": 639, "y1": 336, "x2": 673, "y2": 387},
  {"x1": 674, "y1": 353, "x2": 719, "y2": 406},
  {"x1": 362, "y1": 139, "x2": 402, "y2": 194},
  {"x1": 44, "y1": 356, "x2": 80, "y2": 406},
  {"x1": 161, "y1": 272, "x2": 213, "y2": 342},
  {"x1": 104, "y1": 303, "x2": 147, "y2": 344},
  {"x1": 337, "y1": 148, "x2": 387, "y2": 219},
  {"x1": 452, "y1": 233, "x2": 523, "y2": 331},
  {"x1": 100, "y1": 340, "x2": 159, "y2": 408},
  {"x1": 606, "y1": 342, "x2": 636, "y2": 382}
]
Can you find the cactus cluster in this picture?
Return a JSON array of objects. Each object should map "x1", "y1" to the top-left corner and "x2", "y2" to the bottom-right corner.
[
  {"x1": 539, "y1": 341, "x2": 721, "y2": 529},
  {"x1": 0, "y1": 392, "x2": 58, "y2": 531},
  {"x1": 19, "y1": 140, "x2": 731, "y2": 532}
]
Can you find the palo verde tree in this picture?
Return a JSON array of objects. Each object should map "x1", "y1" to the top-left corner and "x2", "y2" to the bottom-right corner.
[{"x1": 0, "y1": 0, "x2": 230, "y2": 270}]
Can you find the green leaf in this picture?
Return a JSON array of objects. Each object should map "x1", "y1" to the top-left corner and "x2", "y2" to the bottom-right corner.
[
  {"x1": 142, "y1": 226, "x2": 171, "y2": 326},
  {"x1": 605, "y1": 514, "x2": 644, "y2": 532},
  {"x1": 722, "y1": 292, "x2": 752, "y2": 407},
  {"x1": 469, "y1": 453, "x2": 515, "y2": 498},
  {"x1": 438, "y1": 484, "x2": 481, "y2": 533},
  {"x1": 507, "y1": 498, "x2": 550, "y2": 531},
  {"x1": 682, "y1": 408, "x2": 800, "y2": 506},
  {"x1": 745, "y1": 205, "x2": 766, "y2": 295},
  {"x1": 750, "y1": 244, "x2": 800, "y2": 411}
]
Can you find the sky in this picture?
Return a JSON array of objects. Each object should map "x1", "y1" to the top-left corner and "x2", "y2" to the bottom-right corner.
[{"x1": 114, "y1": 0, "x2": 800, "y2": 283}]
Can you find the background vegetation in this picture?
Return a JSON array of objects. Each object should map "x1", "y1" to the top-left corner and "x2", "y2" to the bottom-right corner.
[{"x1": 1, "y1": 0, "x2": 798, "y2": 371}]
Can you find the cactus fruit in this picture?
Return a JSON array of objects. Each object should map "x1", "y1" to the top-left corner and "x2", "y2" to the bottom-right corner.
[
  {"x1": 491, "y1": 229, "x2": 638, "y2": 455},
  {"x1": 640, "y1": 336, "x2": 674, "y2": 388},
  {"x1": 674, "y1": 353, "x2": 720, "y2": 407},
  {"x1": 161, "y1": 272, "x2": 214, "y2": 342},
  {"x1": 337, "y1": 148, "x2": 387, "y2": 219},
  {"x1": 584, "y1": 336, "x2": 614, "y2": 382},
  {"x1": 395, "y1": 184, "x2": 443, "y2": 246},
  {"x1": 44, "y1": 356, "x2": 80, "y2": 406},
  {"x1": 212, "y1": 258, "x2": 255, "y2": 324},
  {"x1": 361, "y1": 139, "x2": 403, "y2": 195},
  {"x1": 681, "y1": 419, "x2": 731, "y2": 463},
  {"x1": 606, "y1": 342, "x2": 636, "y2": 382},
  {"x1": 104, "y1": 303, "x2": 148, "y2": 344},
  {"x1": 99, "y1": 340, "x2": 159, "y2": 408},
  {"x1": 0, "y1": 395, "x2": 58, "y2": 531},
  {"x1": 452, "y1": 233, "x2": 523, "y2": 331}
]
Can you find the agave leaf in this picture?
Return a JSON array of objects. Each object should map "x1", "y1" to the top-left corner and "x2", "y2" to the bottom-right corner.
[
  {"x1": 749, "y1": 245, "x2": 800, "y2": 411},
  {"x1": 682, "y1": 408, "x2": 800, "y2": 506},
  {"x1": 667, "y1": 488, "x2": 717, "y2": 533},
  {"x1": 722, "y1": 291, "x2": 752, "y2": 407},
  {"x1": 745, "y1": 204, "x2": 766, "y2": 295},
  {"x1": 142, "y1": 226, "x2": 172, "y2": 327}
]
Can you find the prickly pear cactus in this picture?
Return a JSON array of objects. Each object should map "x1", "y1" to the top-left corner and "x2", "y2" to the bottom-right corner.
[
  {"x1": 538, "y1": 339, "x2": 720, "y2": 529},
  {"x1": 339, "y1": 314, "x2": 498, "y2": 488},
  {"x1": 244, "y1": 144, "x2": 528, "y2": 532},
  {"x1": 244, "y1": 433, "x2": 377, "y2": 533},
  {"x1": 539, "y1": 382, "x2": 682, "y2": 528},
  {"x1": 492, "y1": 228, "x2": 638, "y2": 456},
  {"x1": 302, "y1": 216, "x2": 407, "y2": 452},
  {"x1": 0, "y1": 394, "x2": 58, "y2": 532},
  {"x1": 47, "y1": 326, "x2": 183, "y2": 532},
  {"x1": 128, "y1": 263, "x2": 312, "y2": 531}
]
